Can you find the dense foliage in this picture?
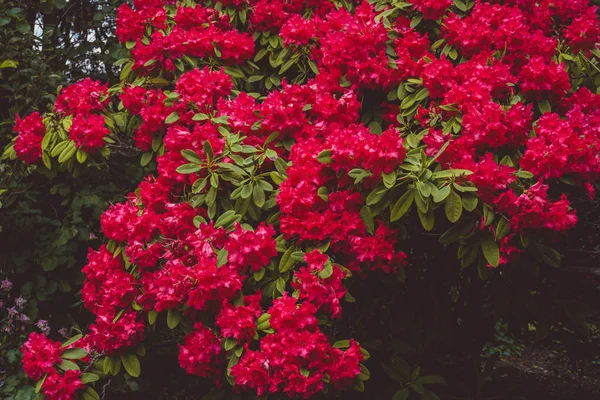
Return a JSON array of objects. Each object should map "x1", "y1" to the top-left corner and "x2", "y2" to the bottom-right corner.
[{"x1": 2, "y1": 0, "x2": 600, "y2": 399}]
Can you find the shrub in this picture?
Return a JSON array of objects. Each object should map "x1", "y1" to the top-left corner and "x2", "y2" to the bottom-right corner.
[{"x1": 3, "y1": 0, "x2": 600, "y2": 399}]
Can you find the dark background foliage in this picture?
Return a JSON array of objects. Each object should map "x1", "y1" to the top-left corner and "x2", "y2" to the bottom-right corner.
[{"x1": 0, "y1": 2, "x2": 137, "y2": 399}]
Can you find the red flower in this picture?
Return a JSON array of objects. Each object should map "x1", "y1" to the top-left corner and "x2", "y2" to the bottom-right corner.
[
  {"x1": 13, "y1": 112, "x2": 46, "y2": 163},
  {"x1": 178, "y1": 322, "x2": 224, "y2": 380},
  {"x1": 69, "y1": 114, "x2": 110, "y2": 151},
  {"x1": 22, "y1": 333, "x2": 63, "y2": 380},
  {"x1": 41, "y1": 370, "x2": 84, "y2": 400},
  {"x1": 55, "y1": 78, "x2": 108, "y2": 116}
]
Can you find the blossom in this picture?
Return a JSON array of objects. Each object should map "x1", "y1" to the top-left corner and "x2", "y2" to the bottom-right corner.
[
  {"x1": 178, "y1": 322, "x2": 223, "y2": 380},
  {"x1": 69, "y1": 114, "x2": 110, "y2": 151},
  {"x1": 225, "y1": 223, "x2": 278, "y2": 272},
  {"x1": 41, "y1": 370, "x2": 84, "y2": 400},
  {"x1": 13, "y1": 112, "x2": 45, "y2": 163},
  {"x1": 215, "y1": 293, "x2": 262, "y2": 343},
  {"x1": 55, "y1": 78, "x2": 108, "y2": 115},
  {"x1": 22, "y1": 333, "x2": 63, "y2": 380}
]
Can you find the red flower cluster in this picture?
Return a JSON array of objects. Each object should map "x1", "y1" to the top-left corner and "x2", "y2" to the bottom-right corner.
[
  {"x1": 41, "y1": 370, "x2": 85, "y2": 400},
  {"x1": 231, "y1": 295, "x2": 363, "y2": 397},
  {"x1": 22, "y1": 334, "x2": 85, "y2": 400},
  {"x1": 22, "y1": 333, "x2": 63, "y2": 380},
  {"x1": 54, "y1": 78, "x2": 111, "y2": 152},
  {"x1": 178, "y1": 322, "x2": 224, "y2": 380},
  {"x1": 13, "y1": 112, "x2": 45, "y2": 163}
]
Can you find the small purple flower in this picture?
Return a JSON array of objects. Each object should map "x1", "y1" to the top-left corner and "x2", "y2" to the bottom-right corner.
[
  {"x1": 36, "y1": 319, "x2": 51, "y2": 335},
  {"x1": 58, "y1": 328, "x2": 69, "y2": 338},
  {"x1": 0, "y1": 279, "x2": 13, "y2": 291},
  {"x1": 14, "y1": 296, "x2": 26, "y2": 309},
  {"x1": 18, "y1": 313, "x2": 30, "y2": 323},
  {"x1": 7, "y1": 306, "x2": 18, "y2": 317}
]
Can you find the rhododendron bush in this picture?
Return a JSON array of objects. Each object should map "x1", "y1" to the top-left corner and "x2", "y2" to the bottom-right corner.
[{"x1": 3, "y1": 0, "x2": 600, "y2": 398}]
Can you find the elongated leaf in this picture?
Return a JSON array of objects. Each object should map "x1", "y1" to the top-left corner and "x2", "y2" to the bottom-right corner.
[
  {"x1": 481, "y1": 234, "x2": 499, "y2": 267},
  {"x1": 390, "y1": 189, "x2": 415, "y2": 221},
  {"x1": 392, "y1": 388, "x2": 409, "y2": 400},
  {"x1": 121, "y1": 353, "x2": 141, "y2": 378},
  {"x1": 81, "y1": 373, "x2": 100, "y2": 384},
  {"x1": 167, "y1": 309, "x2": 181, "y2": 329},
  {"x1": 82, "y1": 387, "x2": 101, "y2": 400},
  {"x1": 61, "y1": 334, "x2": 83, "y2": 348},
  {"x1": 165, "y1": 112, "x2": 180, "y2": 125},
  {"x1": 445, "y1": 190, "x2": 462, "y2": 223},
  {"x1": 61, "y1": 348, "x2": 87, "y2": 360},
  {"x1": 418, "y1": 206, "x2": 434, "y2": 232},
  {"x1": 496, "y1": 218, "x2": 510, "y2": 241},
  {"x1": 279, "y1": 246, "x2": 295, "y2": 273},
  {"x1": 176, "y1": 163, "x2": 202, "y2": 174}
]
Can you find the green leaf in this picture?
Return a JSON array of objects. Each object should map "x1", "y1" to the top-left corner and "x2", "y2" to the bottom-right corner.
[
  {"x1": 557, "y1": 300, "x2": 596, "y2": 338},
  {"x1": 148, "y1": 310, "x2": 158, "y2": 325},
  {"x1": 538, "y1": 99, "x2": 551, "y2": 114},
  {"x1": 82, "y1": 387, "x2": 101, "y2": 400},
  {"x1": 140, "y1": 152, "x2": 153, "y2": 166},
  {"x1": 431, "y1": 169, "x2": 472, "y2": 179},
  {"x1": 35, "y1": 374, "x2": 47, "y2": 393},
  {"x1": 16, "y1": 20, "x2": 30, "y2": 33},
  {"x1": 76, "y1": 148, "x2": 88, "y2": 164},
  {"x1": 418, "y1": 206, "x2": 434, "y2": 231},
  {"x1": 121, "y1": 353, "x2": 141, "y2": 378},
  {"x1": 333, "y1": 340, "x2": 350, "y2": 349},
  {"x1": 81, "y1": 373, "x2": 100, "y2": 384},
  {"x1": 61, "y1": 348, "x2": 87, "y2": 360},
  {"x1": 58, "y1": 141, "x2": 77, "y2": 163},
  {"x1": 203, "y1": 141, "x2": 214, "y2": 162},
  {"x1": 182, "y1": 149, "x2": 203, "y2": 163},
  {"x1": 214, "y1": 210, "x2": 238, "y2": 229},
  {"x1": 530, "y1": 242, "x2": 561, "y2": 268},
  {"x1": 382, "y1": 170, "x2": 397, "y2": 188},
  {"x1": 432, "y1": 185, "x2": 451, "y2": 203},
  {"x1": 357, "y1": 364, "x2": 371, "y2": 381},
  {"x1": 192, "y1": 113, "x2": 209, "y2": 121},
  {"x1": 481, "y1": 234, "x2": 500, "y2": 267},
  {"x1": 61, "y1": 334, "x2": 83, "y2": 348},
  {"x1": 429, "y1": 141, "x2": 450, "y2": 165},
  {"x1": 462, "y1": 194, "x2": 478, "y2": 211},
  {"x1": 165, "y1": 112, "x2": 180, "y2": 125},
  {"x1": 58, "y1": 359, "x2": 80, "y2": 372},
  {"x1": 445, "y1": 190, "x2": 463, "y2": 223},
  {"x1": 275, "y1": 277, "x2": 286, "y2": 294},
  {"x1": 317, "y1": 149, "x2": 332, "y2": 164},
  {"x1": 279, "y1": 246, "x2": 295, "y2": 273},
  {"x1": 319, "y1": 261, "x2": 333, "y2": 279},
  {"x1": 176, "y1": 163, "x2": 202, "y2": 174},
  {"x1": 167, "y1": 309, "x2": 181, "y2": 329},
  {"x1": 307, "y1": 59, "x2": 319, "y2": 75},
  {"x1": 253, "y1": 185, "x2": 266, "y2": 208},
  {"x1": 223, "y1": 66, "x2": 245, "y2": 78},
  {"x1": 393, "y1": 388, "x2": 409, "y2": 400},
  {"x1": 360, "y1": 206, "x2": 374, "y2": 234},
  {"x1": 516, "y1": 170, "x2": 534, "y2": 179},
  {"x1": 496, "y1": 218, "x2": 510, "y2": 241},
  {"x1": 439, "y1": 221, "x2": 475, "y2": 244},
  {"x1": 390, "y1": 189, "x2": 415, "y2": 222}
]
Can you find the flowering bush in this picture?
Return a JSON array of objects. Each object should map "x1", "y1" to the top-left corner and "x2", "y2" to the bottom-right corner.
[{"x1": 3, "y1": 0, "x2": 600, "y2": 398}]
